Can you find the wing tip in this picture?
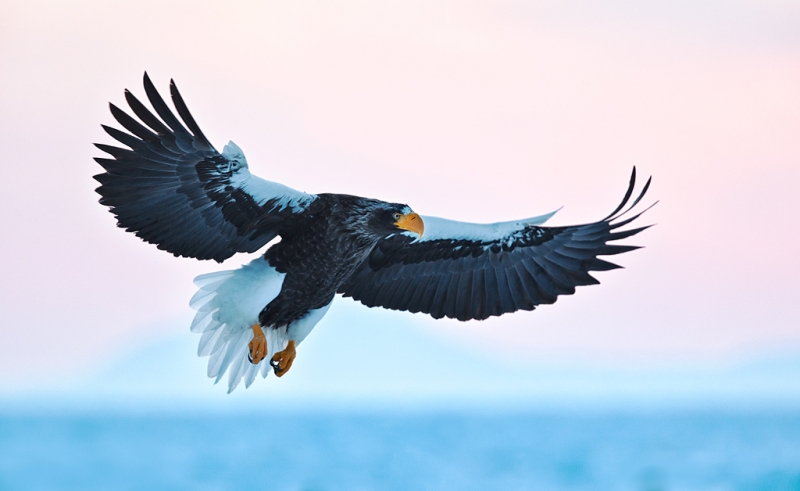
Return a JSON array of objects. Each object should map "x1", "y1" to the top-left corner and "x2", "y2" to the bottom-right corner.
[
  {"x1": 142, "y1": 71, "x2": 155, "y2": 89},
  {"x1": 602, "y1": 166, "x2": 656, "y2": 222}
]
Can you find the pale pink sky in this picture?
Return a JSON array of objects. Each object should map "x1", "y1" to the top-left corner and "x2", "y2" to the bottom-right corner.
[{"x1": 0, "y1": 0, "x2": 798, "y2": 383}]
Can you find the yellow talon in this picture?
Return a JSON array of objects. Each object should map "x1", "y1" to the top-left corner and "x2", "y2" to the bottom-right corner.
[
  {"x1": 248, "y1": 324, "x2": 267, "y2": 364},
  {"x1": 271, "y1": 340, "x2": 296, "y2": 377}
]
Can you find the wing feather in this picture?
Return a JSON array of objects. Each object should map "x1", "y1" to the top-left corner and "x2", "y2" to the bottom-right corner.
[
  {"x1": 95, "y1": 73, "x2": 317, "y2": 262},
  {"x1": 338, "y1": 168, "x2": 653, "y2": 321},
  {"x1": 169, "y1": 79, "x2": 213, "y2": 148}
]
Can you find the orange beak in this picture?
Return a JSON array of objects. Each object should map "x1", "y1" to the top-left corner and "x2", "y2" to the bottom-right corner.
[{"x1": 395, "y1": 212, "x2": 424, "y2": 237}]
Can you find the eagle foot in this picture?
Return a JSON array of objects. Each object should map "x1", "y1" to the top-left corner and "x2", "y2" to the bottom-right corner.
[
  {"x1": 270, "y1": 340, "x2": 296, "y2": 377},
  {"x1": 248, "y1": 324, "x2": 267, "y2": 365}
]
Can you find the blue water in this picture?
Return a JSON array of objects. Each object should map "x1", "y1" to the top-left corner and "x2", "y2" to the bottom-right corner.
[{"x1": 1, "y1": 411, "x2": 799, "y2": 491}]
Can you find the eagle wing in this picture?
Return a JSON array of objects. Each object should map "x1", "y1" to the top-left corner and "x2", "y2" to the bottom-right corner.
[
  {"x1": 94, "y1": 73, "x2": 316, "y2": 262},
  {"x1": 338, "y1": 168, "x2": 653, "y2": 321}
]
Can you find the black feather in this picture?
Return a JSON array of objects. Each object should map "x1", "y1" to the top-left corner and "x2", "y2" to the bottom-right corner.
[{"x1": 95, "y1": 74, "x2": 316, "y2": 263}]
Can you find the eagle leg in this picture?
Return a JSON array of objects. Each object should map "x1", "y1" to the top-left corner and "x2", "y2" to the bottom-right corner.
[
  {"x1": 247, "y1": 324, "x2": 267, "y2": 365},
  {"x1": 270, "y1": 340, "x2": 296, "y2": 377}
]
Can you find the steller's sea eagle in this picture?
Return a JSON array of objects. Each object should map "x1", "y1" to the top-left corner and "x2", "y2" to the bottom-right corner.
[{"x1": 94, "y1": 74, "x2": 654, "y2": 392}]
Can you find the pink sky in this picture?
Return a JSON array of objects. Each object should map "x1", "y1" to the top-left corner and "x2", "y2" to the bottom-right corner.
[{"x1": 0, "y1": 0, "x2": 798, "y2": 384}]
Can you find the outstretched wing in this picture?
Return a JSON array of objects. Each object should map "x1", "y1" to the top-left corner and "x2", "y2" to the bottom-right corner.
[
  {"x1": 94, "y1": 73, "x2": 316, "y2": 262},
  {"x1": 338, "y1": 168, "x2": 654, "y2": 321}
]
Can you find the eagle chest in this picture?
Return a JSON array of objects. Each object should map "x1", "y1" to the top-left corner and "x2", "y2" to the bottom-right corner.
[{"x1": 260, "y1": 213, "x2": 375, "y2": 325}]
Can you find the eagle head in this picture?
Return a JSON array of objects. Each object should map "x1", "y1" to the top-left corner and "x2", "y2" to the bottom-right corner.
[{"x1": 356, "y1": 201, "x2": 424, "y2": 239}]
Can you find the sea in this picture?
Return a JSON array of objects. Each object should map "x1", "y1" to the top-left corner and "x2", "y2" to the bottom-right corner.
[{"x1": 1, "y1": 410, "x2": 799, "y2": 491}]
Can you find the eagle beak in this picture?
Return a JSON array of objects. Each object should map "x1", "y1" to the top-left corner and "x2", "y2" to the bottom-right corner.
[{"x1": 395, "y1": 212, "x2": 424, "y2": 237}]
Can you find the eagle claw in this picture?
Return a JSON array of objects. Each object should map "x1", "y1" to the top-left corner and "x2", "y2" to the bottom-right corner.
[
  {"x1": 271, "y1": 340, "x2": 297, "y2": 377},
  {"x1": 248, "y1": 324, "x2": 267, "y2": 365}
]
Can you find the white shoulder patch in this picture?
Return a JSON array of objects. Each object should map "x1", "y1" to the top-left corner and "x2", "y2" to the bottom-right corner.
[
  {"x1": 222, "y1": 140, "x2": 246, "y2": 161},
  {"x1": 221, "y1": 140, "x2": 316, "y2": 212},
  {"x1": 416, "y1": 208, "x2": 561, "y2": 243},
  {"x1": 241, "y1": 176, "x2": 316, "y2": 212}
]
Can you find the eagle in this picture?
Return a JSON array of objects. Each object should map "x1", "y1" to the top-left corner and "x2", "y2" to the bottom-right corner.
[{"x1": 94, "y1": 74, "x2": 654, "y2": 392}]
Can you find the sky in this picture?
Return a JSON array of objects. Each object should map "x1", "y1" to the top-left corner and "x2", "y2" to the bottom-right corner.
[{"x1": 0, "y1": 0, "x2": 798, "y2": 407}]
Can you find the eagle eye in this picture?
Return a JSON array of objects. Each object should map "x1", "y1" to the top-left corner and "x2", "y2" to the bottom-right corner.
[{"x1": 393, "y1": 212, "x2": 402, "y2": 220}]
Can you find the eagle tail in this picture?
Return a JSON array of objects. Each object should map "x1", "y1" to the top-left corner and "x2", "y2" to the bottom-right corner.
[{"x1": 189, "y1": 260, "x2": 289, "y2": 392}]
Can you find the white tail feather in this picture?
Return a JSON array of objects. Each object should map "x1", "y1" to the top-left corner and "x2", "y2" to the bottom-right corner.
[
  {"x1": 224, "y1": 333, "x2": 251, "y2": 392},
  {"x1": 189, "y1": 288, "x2": 217, "y2": 310},
  {"x1": 189, "y1": 258, "x2": 333, "y2": 392},
  {"x1": 218, "y1": 330, "x2": 250, "y2": 387},
  {"x1": 244, "y1": 361, "x2": 260, "y2": 388},
  {"x1": 197, "y1": 326, "x2": 224, "y2": 356},
  {"x1": 193, "y1": 270, "x2": 235, "y2": 288},
  {"x1": 189, "y1": 259, "x2": 287, "y2": 392},
  {"x1": 207, "y1": 340, "x2": 226, "y2": 378},
  {"x1": 194, "y1": 301, "x2": 219, "y2": 313},
  {"x1": 190, "y1": 309, "x2": 219, "y2": 333}
]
